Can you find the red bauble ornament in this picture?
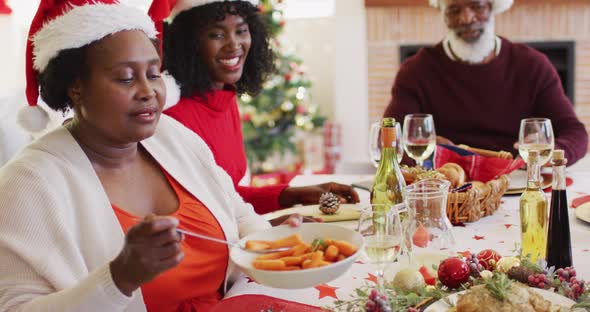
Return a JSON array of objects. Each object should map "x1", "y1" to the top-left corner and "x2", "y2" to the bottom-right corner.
[
  {"x1": 476, "y1": 249, "x2": 502, "y2": 271},
  {"x1": 437, "y1": 258, "x2": 471, "y2": 289}
]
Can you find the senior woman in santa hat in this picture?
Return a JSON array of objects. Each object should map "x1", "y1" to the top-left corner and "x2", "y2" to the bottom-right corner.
[
  {"x1": 384, "y1": 0, "x2": 588, "y2": 166},
  {"x1": 0, "y1": 0, "x2": 307, "y2": 311}
]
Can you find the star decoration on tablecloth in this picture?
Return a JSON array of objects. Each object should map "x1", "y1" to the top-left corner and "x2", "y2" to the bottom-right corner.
[
  {"x1": 365, "y1": 273, "x2": 378, "y2": 284},
  {"x1": 355, "y1": 260, "x2": 365, "y2": 265},
  {"x1": 499, "y1": 241, "x2": 505, "y2": 244},
  {"x1": 583, "y1": 249, "x2": 589, "y2": 252},
  {"x1": 458, "y1": 250, "x2": 472, "y2": 257},
  {"x1": 473, "y1": 235, "x2": 485, "y2": 240},
  {"x1": 315, "y1": 283, "x2": 339, "y2": 300},
  {"x1": 504, "y1": 224, "x2": 513, "y2": 229},
  {"x1": 246, "y1": 277, "x2": 257, "y2": 284}
]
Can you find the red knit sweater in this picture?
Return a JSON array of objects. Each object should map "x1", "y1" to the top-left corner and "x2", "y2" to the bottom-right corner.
[
  {"x1": 164, "y1": 89, "x2": 287, "y2": 214},
  {"x1": 384, "y1": 37, "x2": 588, "y2": 165}
]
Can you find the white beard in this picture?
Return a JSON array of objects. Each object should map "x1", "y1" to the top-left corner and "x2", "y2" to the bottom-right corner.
[{"x1": 446, "y1": 16, "x2": 496, "y2": 64}]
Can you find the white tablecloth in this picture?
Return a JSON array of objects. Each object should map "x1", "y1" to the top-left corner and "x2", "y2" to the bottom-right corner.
[{"x1": 225, "y1": 157, "x2": 590, "y2": 308}]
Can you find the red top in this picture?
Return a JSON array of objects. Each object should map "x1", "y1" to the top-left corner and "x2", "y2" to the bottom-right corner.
[
  {"x1": 165, "y1": 89, "x2": 288, "y2": 214},
  {"x1": 384, "y1": 37, "x2": 588, "y2": 166},
  {"x1": 112, "y1": 171, "x2": 228, "y2": 312}
]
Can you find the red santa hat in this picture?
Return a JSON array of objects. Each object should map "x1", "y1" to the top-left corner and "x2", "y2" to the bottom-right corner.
[
  {"x1": 19, "y1": 0, "x2": 162, "y2": 132},
  {"x1": 167, "y1": 0, "x2": 259, "y2": 22},
  {"x1": 429, "y1": 0, "x2": 513, "y2": 14}
]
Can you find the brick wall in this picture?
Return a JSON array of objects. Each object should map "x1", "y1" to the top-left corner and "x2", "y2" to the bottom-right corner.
[{"x1": 367, "y1": 2, "x2": 590, "y2": 147}]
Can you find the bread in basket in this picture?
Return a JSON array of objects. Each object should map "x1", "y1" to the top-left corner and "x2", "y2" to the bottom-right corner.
[{"x1": 402, "y1": 163, "x2": 510, "y2": 224}]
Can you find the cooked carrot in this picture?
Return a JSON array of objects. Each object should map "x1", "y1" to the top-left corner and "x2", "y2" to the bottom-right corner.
[
  {"x1": 245, "y1": 240, "x2": 271, "y2": 251},
  {"x1": 255, "y1": 249, "x2": 294, "y2": 261},
  {"x1": 324, "y1": 245, "x2": 339, "y2": 262},
  {"x1": 269, "y1": 234, "x2": 304, "y2": 249},
  {"x1": 332, "y1": 240, "x2": 357, "y2": 257},
  {"x1": 291, "y1": 243, "x2": 311, "y2": 256},
  {"x1": 280, "y1": 256, "x2": 304, "y2": 266},
  {"x1": 253, "y1": 259, "x2": 286, "y2": 271}
]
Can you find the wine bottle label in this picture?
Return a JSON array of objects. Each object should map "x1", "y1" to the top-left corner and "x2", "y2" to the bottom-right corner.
[{"x1": 381, "y1": 127, "x2": 396, "y2": 147}]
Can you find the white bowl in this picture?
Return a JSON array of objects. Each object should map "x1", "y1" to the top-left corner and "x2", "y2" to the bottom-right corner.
[{"x1": 230, "y1": 223, "x2": 364, "y2": 289}]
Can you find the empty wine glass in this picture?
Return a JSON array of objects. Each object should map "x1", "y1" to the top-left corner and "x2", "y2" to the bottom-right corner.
[
  {"x1": 403, "y1": 114, "x2": 436, "y2": 168},
  {"x1": 369, "y1": 121, "x2": 404, "y2": 168},
  {"x1": 357, "y1": 204, "x2": 403, "y2": 290},
  {"x1": 518, "y1": 118, "x2": 554, "y2": 166}
]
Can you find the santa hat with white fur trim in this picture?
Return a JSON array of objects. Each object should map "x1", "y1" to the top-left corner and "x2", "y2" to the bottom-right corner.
[
  {"x1": 167, "y1": 0, "x2": 259, "y2": 22},
  {"x1": 19, "y1": 0, "x2": 161, "y2": 133},
  {"x1": 428, "y1": 0, "x2": 513, "y2": 14}
]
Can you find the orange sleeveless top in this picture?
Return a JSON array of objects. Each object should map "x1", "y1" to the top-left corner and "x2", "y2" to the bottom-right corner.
[{"x1": 112, "y1": 171, "x2": 228, "y2": 312}]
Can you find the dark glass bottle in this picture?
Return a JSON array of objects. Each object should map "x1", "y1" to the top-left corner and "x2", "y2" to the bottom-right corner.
[{"x1": 546, "y1": 149, "x2": 572, "y2": 269}]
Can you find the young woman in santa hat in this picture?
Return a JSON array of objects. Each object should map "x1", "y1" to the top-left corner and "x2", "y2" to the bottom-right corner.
[
  {"x1": 0, "y1": 0, "x2": 303, "y2": 311},
  {"x1": 162, "y1": 0, "x2": 360, "y2": 215}
]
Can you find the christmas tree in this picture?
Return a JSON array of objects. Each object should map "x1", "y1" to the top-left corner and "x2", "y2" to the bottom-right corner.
[{"x1": 239, "y1": 0, "x2": 326, "y2": 174}]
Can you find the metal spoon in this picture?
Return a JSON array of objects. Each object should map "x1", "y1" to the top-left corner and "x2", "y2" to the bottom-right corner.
[
  {"x1": 130, "y1": 217, "x2": 289, "y2": 254},
  {"x1": 175, "y1": 227, "x2": 291, "y2": 254}
]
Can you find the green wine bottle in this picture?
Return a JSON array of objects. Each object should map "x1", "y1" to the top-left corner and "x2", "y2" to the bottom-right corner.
[{"x1": 371, "y1": 117, "x2": 406, "y2": 213}]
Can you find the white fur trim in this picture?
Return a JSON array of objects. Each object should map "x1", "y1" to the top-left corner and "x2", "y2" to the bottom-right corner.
[
  {"x1": 169, "y1": 0, "x2": 259, "y2": 22},
  {"x1": 32, "y1": 3, "x2": 157, "y2": 73},
  {"x1": 429, "y1": 0, "x2": 513, "y2": 14},
  {"x1": 17, "y1": 105, "x2": 50, "y2": 133},
  {"x1": 162, "y1": 72, "x2": 181, "y2": 110}
]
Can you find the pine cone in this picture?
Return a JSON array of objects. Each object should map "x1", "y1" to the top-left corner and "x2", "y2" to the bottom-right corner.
[
  {"x1": 507, "y1": 266, "x2": 537, "y2": 284},
  {"x1": 318, "y1": 192, "x2": 340, "y2": 215}
]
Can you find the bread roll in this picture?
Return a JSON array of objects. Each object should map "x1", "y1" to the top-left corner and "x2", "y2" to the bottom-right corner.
[{"x1": 437, "y1": 163, "x2": 466, "y2": 188}]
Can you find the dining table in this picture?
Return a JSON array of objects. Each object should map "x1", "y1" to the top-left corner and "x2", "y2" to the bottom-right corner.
[{"x1": 221, "y1": 156, "x2": 590, "y2": 311}]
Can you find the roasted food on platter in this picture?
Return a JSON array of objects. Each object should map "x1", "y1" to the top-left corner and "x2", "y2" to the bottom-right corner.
[
  {"x1": 246, "y1": 234, "x2": 358, "y2": 271},
  {"x1": 455, "y1": 281, "x2": 569, "y2": 312}
]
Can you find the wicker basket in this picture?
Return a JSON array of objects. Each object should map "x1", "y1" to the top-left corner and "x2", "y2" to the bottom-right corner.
[{"x1": 446, "y1": 175, "x2": 510, "y2": 224}]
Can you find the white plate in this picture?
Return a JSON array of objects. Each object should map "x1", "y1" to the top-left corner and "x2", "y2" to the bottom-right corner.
[
  {"x1": 505, "y1": 170, "x2": 550, "y2": 195},
  {"x1": 576, "y1": 202, "x2": 590, "y2": 223},
  {"x1": 230, "y1": 223, "x2": 364, "y2": 289},
  {"x1": 263, "y1": 204, "x2": 362, "y2": 223},
  {"x1": 424, "y1": 287, "x2": 576, "y2": 312}
]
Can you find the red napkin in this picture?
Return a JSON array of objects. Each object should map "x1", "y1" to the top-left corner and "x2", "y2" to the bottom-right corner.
[
  {"x1": 210, "y1": 295, "x2": 323, "y2": 312},
  {"x1": 572, "y1": 195, "x2": 590, "y2": 208},
  {"x1": 434, "y1": 145, "x2": 525, "y2": 182}
]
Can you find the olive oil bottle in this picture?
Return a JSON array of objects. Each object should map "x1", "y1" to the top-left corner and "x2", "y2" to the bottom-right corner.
[{"x1": 520, "y1": 150, "x2": 548, "y2": 263}]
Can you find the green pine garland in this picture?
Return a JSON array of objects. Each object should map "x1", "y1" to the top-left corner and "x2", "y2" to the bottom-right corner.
[{"x1": 239, "y1": 0, "x2": 326, "y2": 173}]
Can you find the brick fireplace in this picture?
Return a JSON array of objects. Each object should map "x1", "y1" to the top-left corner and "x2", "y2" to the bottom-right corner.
[{"x1": 365, "y1": 0, "x2": 590, "y2": 148}]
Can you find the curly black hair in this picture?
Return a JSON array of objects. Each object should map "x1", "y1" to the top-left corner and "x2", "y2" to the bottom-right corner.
[
  {"x1": 163, "y1": 1, "x2": 275, "y2": 98},
  {"x1": 38, "y1": 37, "x2": 161, "y2": 113},
  {"x1": 38, "y1": 46, "x2": 89, "y2": 113}
]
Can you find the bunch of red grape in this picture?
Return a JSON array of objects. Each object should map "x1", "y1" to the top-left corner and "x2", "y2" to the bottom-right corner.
[
  {"x1": 527, "y1": 273, "x2": 549, "y2": 289},
  {"x1": 365, "y1": 289, "x2": 392, "y2": 312},
  {"x1": 464, "y1": 254, "x2": 484, "y2": 277},
  {"x1": 556, "y1": 267, "x2": 586, "y2": 300}
]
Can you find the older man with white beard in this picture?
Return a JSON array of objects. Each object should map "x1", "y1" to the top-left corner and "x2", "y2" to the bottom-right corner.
[{"x1": 384, "y1": 0, "x2": 588, "y2": 166}]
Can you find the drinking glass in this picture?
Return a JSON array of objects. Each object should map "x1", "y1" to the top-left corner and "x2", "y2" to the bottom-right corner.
[
  {"x1": 518, "y1": 118, "x2": 554, "y2": 166},
  {"x1": 357, "y1": 204, "x2": 403, "y2": 289},
  {"x1": 369, "y1": 121, "x2": 404, "y2": 168},
  {"x1": 403, "y1": 114, "x2": 436, "y2": 168}
]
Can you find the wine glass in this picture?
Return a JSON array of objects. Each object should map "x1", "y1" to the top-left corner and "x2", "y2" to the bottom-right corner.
[
  {"x1": 403, "y1": 114, "x2": 436, "y2": 168},
  {"x1": 518, "y1": 118, "x2": 554, "y2": 166},
  {"x1": 357, "y1": 204, "x2": 403, "y2": 290},
  {"x1": 369, "y1": 121, "x2": 404, "y2": 168}
]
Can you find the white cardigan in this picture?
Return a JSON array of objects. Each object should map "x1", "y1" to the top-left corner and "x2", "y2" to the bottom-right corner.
[{"x1": 0, "y1": 115, "x2": 270, "y2": 312}]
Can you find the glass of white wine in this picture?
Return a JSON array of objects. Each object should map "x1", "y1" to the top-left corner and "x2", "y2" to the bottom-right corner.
[
  {"x1": 357, "y1": 204, "x2": 403, "y2": 290},
  {"x1": 369, "y1": 121, "x2": 404, "y2": 168},
  {"x1": 403, "y1": 114, "x2": 436, "y2": 168},
  {"x1": 518, "y1": 118, "x2": 554, "y2": 165}
]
